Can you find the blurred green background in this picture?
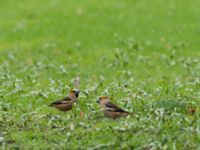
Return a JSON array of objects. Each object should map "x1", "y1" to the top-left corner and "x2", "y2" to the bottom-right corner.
[{"x1": 0, "y1": 0, "x2": 200, "y2": 149}]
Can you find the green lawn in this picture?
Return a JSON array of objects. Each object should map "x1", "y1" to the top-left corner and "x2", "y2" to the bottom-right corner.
[{"x1": 0, "y1": 0, "x2": 200, "y2": 149}]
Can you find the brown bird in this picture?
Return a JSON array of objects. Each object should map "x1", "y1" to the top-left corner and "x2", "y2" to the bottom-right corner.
[
  {"x1": 96, "y1": 96, "x2": 130, "y2": 119},
  {"x1": 49, "y1": 89, "x2": 80, "y2": 111}
]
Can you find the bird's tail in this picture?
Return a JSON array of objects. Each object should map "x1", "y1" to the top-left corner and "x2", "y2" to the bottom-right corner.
[{"x1": 124, "y1": 111, "x2": 133, "y2": 117}]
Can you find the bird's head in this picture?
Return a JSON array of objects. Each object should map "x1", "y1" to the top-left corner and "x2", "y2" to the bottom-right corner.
[
  {"x1": 70, "y1": 89, "x2": 80, "y2": 98},
  {"x1": 96, "y1": 96, "x2": 108, "y2": 103}
]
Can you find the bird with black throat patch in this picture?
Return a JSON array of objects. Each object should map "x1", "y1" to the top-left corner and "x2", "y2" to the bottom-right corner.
[
  {"x1": 49, "y1": 77, "x2": 81, "y2": 112},
  {"x1": 49, "y1": 89, "x2": 80, "y2": 111}
]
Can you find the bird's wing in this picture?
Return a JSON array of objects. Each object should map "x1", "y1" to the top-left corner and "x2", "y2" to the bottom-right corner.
[
  {"x1": 50, "y1": 96, "x2": 71, "y2": 106},
  {"x1": 105, "y1": 101, "x2": 127, "y2": 113},
  {"x1": 62, "y1": 96, "x2": 72, "y2": 101}
]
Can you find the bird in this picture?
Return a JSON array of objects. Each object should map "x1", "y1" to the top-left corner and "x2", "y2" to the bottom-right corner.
[
  {"x1": 49, "y1": 89, "x2": 80, "y2": 111},
  {"x1": 96, "y1": 96, "x2": 130, "y2": 119}
]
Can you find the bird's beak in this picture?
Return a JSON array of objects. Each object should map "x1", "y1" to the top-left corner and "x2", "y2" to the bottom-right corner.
[{"x1": 96, "y1": 99, "x2": 100, "y2": 103}]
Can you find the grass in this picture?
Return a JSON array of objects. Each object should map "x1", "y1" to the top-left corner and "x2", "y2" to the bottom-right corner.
[{"x1": 0, "y1": 0, "x2": 200, "y2": 149}]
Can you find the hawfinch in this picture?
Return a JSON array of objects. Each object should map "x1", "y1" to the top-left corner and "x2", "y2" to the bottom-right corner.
[
  {"x1": 49, "y1": 89, "x2": 80, "y2": 111},
  {"x1": 96, "y1": 96, "x2": 130, "y2": 119}
]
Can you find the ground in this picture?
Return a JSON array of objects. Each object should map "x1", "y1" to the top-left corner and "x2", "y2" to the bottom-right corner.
[{"x1": 0, "y1": 0, "x2": 200, "y2": 149}]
